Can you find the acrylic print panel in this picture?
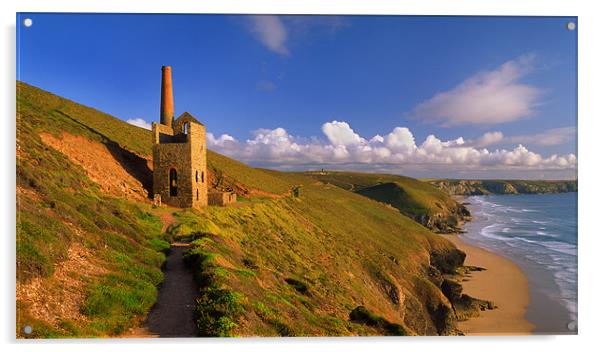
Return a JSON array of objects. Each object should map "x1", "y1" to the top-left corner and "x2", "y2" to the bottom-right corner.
[{"x1": 16, "y1": 13, "x2": 577, "y2": 338}]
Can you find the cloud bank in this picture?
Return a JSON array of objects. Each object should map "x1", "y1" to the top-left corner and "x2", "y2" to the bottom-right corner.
[
  {"x1": 413, "y1": 54, "x2": 541, "y2": 126},
  {"x1": 126, "y1": 118, "x2": 151, "y2": 130},
  {"x1": 207, "y1": 120, "x2": 576, "y2": 173}
]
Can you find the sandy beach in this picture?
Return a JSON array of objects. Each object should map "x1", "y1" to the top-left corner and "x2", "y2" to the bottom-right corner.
[{"x1": 443, "y1": 235, "x2": 535, "y2": 335}]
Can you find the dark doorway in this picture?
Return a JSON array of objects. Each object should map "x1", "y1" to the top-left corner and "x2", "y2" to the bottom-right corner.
[{"x1": 169, "y1": 169, "x2": 178, "y2": 196}]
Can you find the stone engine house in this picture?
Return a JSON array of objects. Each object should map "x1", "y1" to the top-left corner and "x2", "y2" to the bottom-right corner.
[{"x1": 152, "y1": 66, "x2": 208, "y2": 209}]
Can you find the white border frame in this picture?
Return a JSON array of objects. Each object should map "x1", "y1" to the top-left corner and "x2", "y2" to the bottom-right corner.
[{"x1": 3, "y1": 1, "x2": 600, "y2": 351}]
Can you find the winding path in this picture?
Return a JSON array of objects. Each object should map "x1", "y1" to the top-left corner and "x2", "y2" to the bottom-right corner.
[
  {"x1": 124, "y1": 210, "x2": 199, "y2": 338},
  {"x1": 144, "y1": 242, "x2": 199, "y2": 337}
]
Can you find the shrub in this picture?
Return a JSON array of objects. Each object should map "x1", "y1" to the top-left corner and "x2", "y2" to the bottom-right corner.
[
  {"x1": 284, "y1": 278, "x2": 311, "y2": 296},
  {"x1": 195, "y1": 287, "x2": 244, "y2": 337},
  {"x1": 349, "y1": 306, "x2": 408, "y2": 336},
  {"x1": 184, "y1": 238, "x2": 246, "y2": 337}
]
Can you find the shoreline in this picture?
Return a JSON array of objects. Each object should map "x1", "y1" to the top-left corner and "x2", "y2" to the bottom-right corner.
[{"x1": 444, "y1": 234, "x2": 534, "y2": 335}]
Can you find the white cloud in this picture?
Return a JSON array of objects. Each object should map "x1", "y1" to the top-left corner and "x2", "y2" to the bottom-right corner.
[
  {"x1": 207, "y1": 132, "x2": 236, "y2": 146},
  {"x1": 322, "y1": 120, "x2": 365, "y2": 146},
  {"x1": 384, "y1": 127, "x2": 416, "y2": 153},
  {"x1": 207, "y1": 120, "x2": 577, "y2": 173},
  {"x1": 412, "y1": 54, "x2": 541, "y2": 126},
  {"x1": 248, "y1": 16, "x2": 289, "y2": 55},
  {"x1": 126, "y1": 118, "x2": 151, "y2": 130}
]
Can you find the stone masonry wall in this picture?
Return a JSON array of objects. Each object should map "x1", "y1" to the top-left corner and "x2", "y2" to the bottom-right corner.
[
  {"x1": 208, "y1": 192, "x2": 237, "y2": 206},
  {"x1": 152, "y1": 114, "x2": 208, "y2": 209}
]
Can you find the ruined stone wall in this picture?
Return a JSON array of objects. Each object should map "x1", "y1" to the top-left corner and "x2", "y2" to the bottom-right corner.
[
  {"x1": 208, "y1": 192, "x2": 237, "y2": 206},
  {"x1": 152, "y1": 123, "x2": 174, "y2": 143},
  {"x1": 188, "y1": 122, "x2": 208, "y2": 208},
  {"x1": 152, "y1": 142, "x2": 193, "y2": 208},
  {"x1": 152, "y1": 115, "x2": 208, "y2": 209}
]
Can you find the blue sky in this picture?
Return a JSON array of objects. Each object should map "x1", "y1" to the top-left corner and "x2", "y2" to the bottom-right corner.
[{"x1": 17, "y1": 14, "x2": 577, "y2": 179}]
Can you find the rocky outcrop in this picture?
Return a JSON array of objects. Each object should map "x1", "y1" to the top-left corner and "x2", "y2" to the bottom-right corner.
[
  {"x1": 441, "y1": 278, "x2": 496, "y2": 321},
  {"x1": 429, "y1": 247, "x2": 466, "y2": 275},
  {"x1": 416, "y1": 202, "x2": 471, "y2": 234},
  {"x1": 428, "y1": 247, "x2": 496, "y2": 330},
  {"x1": 356, "y1": 182, "x2": 472, "y2": 234},
  {"x1": 430, "y1": 179, "x2": 577, "y2": 196}
]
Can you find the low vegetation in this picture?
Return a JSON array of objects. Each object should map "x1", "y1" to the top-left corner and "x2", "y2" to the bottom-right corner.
[
  {"x1": 349, "y1": 306, "x2": 408, "y2": 336},
  {"x1": 164, "y1": 176, "x2": 468, "y2": 336},
  {"x1": 17, "y1": 82, "x2": 170, "y2": 337},
  {"x1": 305, "y1": 171, "x2": 471, "y2": 233},
  {"x1": 182, "y1": 236, "x2": 245, "y2": 337},
  {"x1": 17, "y1": 81, "x2": 489, "y2": 337}
]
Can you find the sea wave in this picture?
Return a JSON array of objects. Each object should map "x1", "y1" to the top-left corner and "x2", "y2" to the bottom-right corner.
[{"x1": 464, "y1": 193, "x2": 578, "y2": 328}]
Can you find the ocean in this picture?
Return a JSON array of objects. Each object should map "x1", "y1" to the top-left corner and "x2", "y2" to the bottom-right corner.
[{"x1": 460, "y1": 192, "x2": 578, "y2": 334}]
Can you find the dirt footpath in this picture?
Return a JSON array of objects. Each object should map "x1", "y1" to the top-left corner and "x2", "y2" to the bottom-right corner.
[{"x1": 126, "y1": 243, "x2": 199, "y2": 338}]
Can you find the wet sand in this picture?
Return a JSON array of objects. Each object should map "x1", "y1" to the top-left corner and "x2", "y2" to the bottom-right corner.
[{"x1": 444, "y1": 235, "x2": 535, "y2": 335}]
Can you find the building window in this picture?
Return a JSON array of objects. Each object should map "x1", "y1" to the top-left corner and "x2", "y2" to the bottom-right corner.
[
  {"x1": 197, "y1": 189, "x2": 199, "y2": 201},
  {"x1": 169, "y1": 168, "x2": 178, "y2": 197},
  {"x1": 183, "y1": 122, "x2": 190, "y2": 135},
  {"x1": 196, "y1": 170, "x2": 198, "y2": 183},
  {"x1": 201, "y1": 171, "x2": 204, "y2": 183}
]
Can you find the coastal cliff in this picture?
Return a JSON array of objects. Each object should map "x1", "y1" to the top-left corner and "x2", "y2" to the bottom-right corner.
[
  {"x1": 305, "y1": 171, "x2": 472, "y2": 234},
  {"x1": 428, "y1": 179, "x2": 577, "y2": 196}
]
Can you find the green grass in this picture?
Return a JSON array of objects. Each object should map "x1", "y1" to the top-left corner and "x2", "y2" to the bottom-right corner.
[
  {"x1": 207, "y1": 151, "x2": 294, "y2": 196},
  {"x1": 305, "y1": 171, "x2": 458, "y2": 212},
  {"x1": 304, "y1": 171, "x2": 469, "y2": 232},
  {"x1": 167, "y1": 177, "x2": 461, "y2": 336},
  {"x1": 17, "y1": 81, "x2": 295, "y2": 197},
  {"x1": 17, "y1": 82, "x2": 170, "y2": 337},
  {"x1": 183, "y1": 237, "x2": 245, "y2": 337},
  {"x1": 17, "y1": 81, "x2": 469, "y2": 337},
  {"x1": 17, "y1": 81, "x2": 152, "y2": 156},
  {"x1": 349, "y1": 306, "x2": 408, "y2": 336}
]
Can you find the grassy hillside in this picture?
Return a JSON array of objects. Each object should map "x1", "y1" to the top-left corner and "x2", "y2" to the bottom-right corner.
[
  {"x1": 17, "y1": 82, "x2": 294, "y2": 198},
  {"x1": 17, "y1": 82, "x2": 170, "y2": 337},
  {"x1": 207, "y1": 151, "x2": 293, "y2": 196},
  {"x1": 171, "y1": 181, "x2": 466, "y2": 336},
  {"x1": 17, "y1": 82, "x2": 483, "y2": 337},
  {"x1": 305, "y1": 171, "x2": 470, "y2": 233},
  {"x1": 428, "y1": 179, "x2": 578, "y2": 195}
]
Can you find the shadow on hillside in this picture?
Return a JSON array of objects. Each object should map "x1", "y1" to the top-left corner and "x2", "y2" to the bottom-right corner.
[{"x1": 55, "y1": 110, "x2": 153, "y2": 198}]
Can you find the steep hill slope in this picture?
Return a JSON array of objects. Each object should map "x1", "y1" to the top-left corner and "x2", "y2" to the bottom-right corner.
[
  {"x1": 17, "y1": 82, "x2": 170, "y2": 337},
  {"x1": 17, "y1": 82, "x2": 292, "y2": 199},
  {"x1": 17, "y1": 82, "x2": 485, "y2": 337},
  {"x1": 305, "y1": 171, "x2": 471, "y2": 233}
]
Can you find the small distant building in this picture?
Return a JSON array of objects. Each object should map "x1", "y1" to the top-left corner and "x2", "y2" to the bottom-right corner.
[
  {"x1": 208, "y1": 191, "x2": 237, "y2": 206},
  {"x1": 151, "y1": 66, "x2": 236, "y2": 209}
]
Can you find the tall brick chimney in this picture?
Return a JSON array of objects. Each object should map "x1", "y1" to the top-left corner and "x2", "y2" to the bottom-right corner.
[{"x1": 160, "y1": 66, "x2": 174, "y2": 127}]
